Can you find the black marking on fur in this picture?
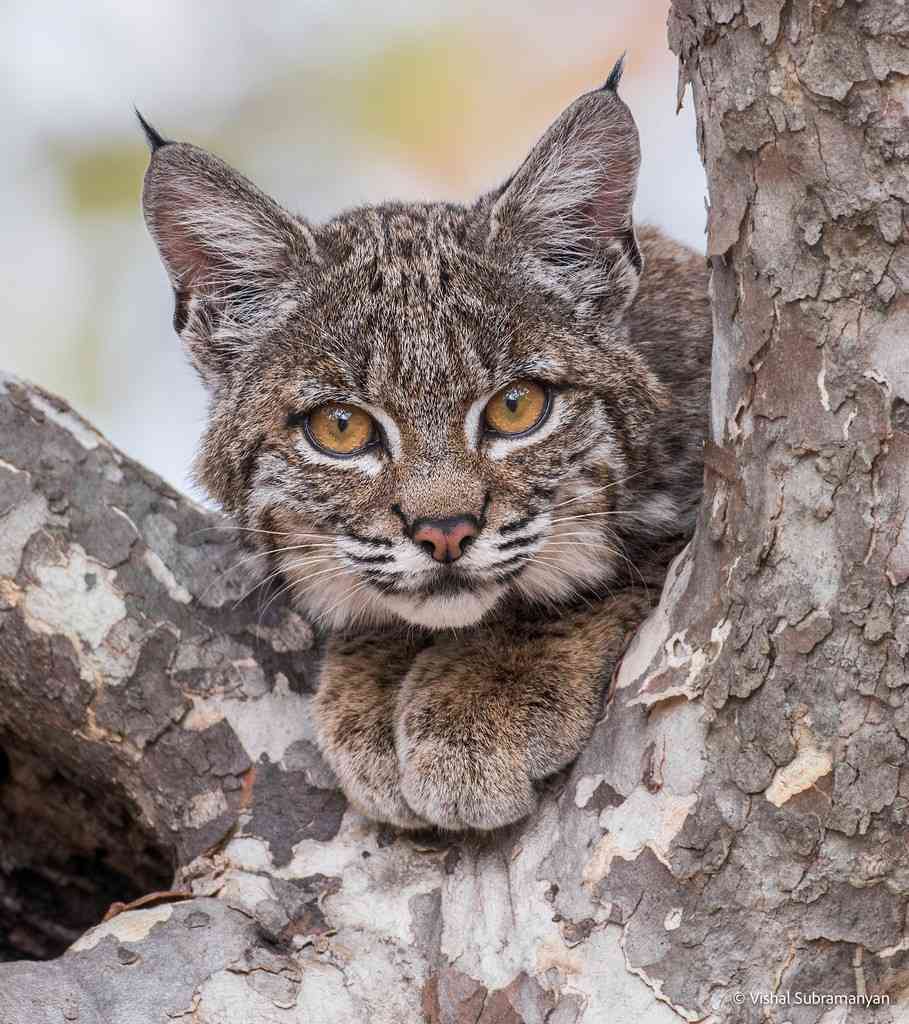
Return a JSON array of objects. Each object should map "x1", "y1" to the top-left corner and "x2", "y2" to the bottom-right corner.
[
  {"x1": 479, "y1": 490, "x2": 492, "y2": 531},
  {"x1": 390, "y1": 504, "x2": 410, "y2": 536},
  {"x1": 493, "y1": 566, "x2": 527, "y2": 585},
  {"x1": 172, "y1": 288, "x2": 190, "y2": 334},
  {"x1": 532, "y1": 485, "x2": 557, "y2": 500},
  {"x1": 347, "y1": 530, "x2": 394, "y2": 549},
  {"x1": 624, "y1": 228, "x2": 644, "y2": 273},
  {"x1": 416, "y1": 574, "x2": 479, "y2": 597},
  {"x1": 361, "y1": 570, "x2": 391, "y2": 587},
  {"x1": 492, "y1": 554, "x2": 528, "y2": 572},
  {"x1": 498, "y1": 533, "x2": 543, "y2": 551},
  {"x1": 347, "y1": 552, "x2": 394, "y2": 565},
  {"x1": 500, "y1": 513, "x2": 538, "y2": 535}
]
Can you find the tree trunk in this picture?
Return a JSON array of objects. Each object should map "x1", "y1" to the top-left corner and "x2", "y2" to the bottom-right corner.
[{"x1": 1, "y1": 3, "x2": 908, "y2": 1020}]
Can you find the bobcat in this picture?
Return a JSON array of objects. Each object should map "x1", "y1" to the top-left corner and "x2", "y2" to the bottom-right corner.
[{"x1": 140, "y1": 59, "x2": 711, "y2": 832}]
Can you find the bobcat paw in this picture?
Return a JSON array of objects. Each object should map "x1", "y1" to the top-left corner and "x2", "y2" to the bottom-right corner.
[
  {"x1": 313, "y1": 632, "x2": 429, "y2": 831},
  {"x1": 394, "y1": 668, "x2": 540, "y2": 830},
  {"x1": 315, "y1": 712, "x2": 428, "y2": 830},
  {"x1": 392, "y1": 620, "x2": 607, "y2": 831},
  {"x1": 397, "y1": 733, "x2": 539, "y2": 831}
]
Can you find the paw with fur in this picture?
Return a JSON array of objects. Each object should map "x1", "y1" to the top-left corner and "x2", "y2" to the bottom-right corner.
[
  {"x1": 313, "y1": 631, "x2": 429, "y2": 830},
  {"x1": 395, "y1": 652, "x2": 540, "y2": 830},
  {"x1": 394, "y1": 600, "x2": 646, "y2": 830},
  {"x1": 315, "y1": 594, "x2": 653, "y2": 832}
]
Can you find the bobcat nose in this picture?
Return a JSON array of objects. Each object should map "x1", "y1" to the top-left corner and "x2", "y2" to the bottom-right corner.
[{"x1": 412, "y1": 516, "x2": 479, "y2": 563}]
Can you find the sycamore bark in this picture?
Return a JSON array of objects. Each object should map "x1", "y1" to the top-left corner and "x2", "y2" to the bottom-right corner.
[{"x1": 1, "y1": 2, "x2": 908, "y2": 1020}]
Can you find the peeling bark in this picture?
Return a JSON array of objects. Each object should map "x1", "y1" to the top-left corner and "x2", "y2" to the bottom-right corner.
[{"x1": 1, "y1": 4, "x2": 909, "y2": 1019}]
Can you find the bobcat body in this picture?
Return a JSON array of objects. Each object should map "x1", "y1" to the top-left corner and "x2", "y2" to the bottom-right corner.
[{"x1": 141, "y1": 64, "x2": 711, "y2": 831}]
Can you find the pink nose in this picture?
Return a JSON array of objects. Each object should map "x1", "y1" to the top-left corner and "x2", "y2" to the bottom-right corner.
[{"x1": 412, "y1": 516, "x2": 479, "y2": 563}]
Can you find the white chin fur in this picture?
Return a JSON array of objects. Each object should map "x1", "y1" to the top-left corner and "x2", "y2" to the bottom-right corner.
[
  {"x1": 380, "y1": 587, "x2": 502, "y2": 629},
  {"x1": 280, "y1": 549, "x2": 502, "y2": 631}
]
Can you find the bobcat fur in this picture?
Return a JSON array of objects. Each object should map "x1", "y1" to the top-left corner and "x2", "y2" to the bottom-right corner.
[{"x1": 140, "y1": 62, "x2": 711, "y2": 831}]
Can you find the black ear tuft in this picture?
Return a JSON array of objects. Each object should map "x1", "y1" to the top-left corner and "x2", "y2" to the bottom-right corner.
[
  {"x1": 604, "y1": 53, "x2": 626, "y2": 93},
  {"x1": 135, "y1": 109, "x2": 170, "y2": 153}
]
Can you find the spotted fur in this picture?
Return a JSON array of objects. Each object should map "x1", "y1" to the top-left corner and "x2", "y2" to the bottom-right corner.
[{"x1": 141, "y1": 70, "x2": 711, "y2": 830}]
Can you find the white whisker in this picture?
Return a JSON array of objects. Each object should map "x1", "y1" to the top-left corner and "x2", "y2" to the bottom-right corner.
[
  {"x1": 202, "y1": 541, "x2": 339, "y2": 599},
  {"x1": 549, "y1": 481, "x2": 617, "y2": 509},
  {"x1": 189, "y1": 524, "x2": 333, "y2": 540},
  {"x1": 259, "y1": 564, "x2": 361, "y2": 621},
  {"x1": 235, "y1": 553, "x2": 338, "y2": 610},
  {"x1": 313, "y1": 578, "x2": 376, "y2": 626},
  {"x1": 550, "y1": 510, "x2": 642, "y2": 525},
  {"x1": 516, "y1": 554, "x2": 597, "y2": 610}
]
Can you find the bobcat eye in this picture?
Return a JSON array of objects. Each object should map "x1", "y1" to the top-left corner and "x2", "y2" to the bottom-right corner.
[
  {"x1": 303, "y1": 403, "x2": 377, "y2": 457},
  {"x1": 484, "y1": 380, "x2": 550, "y2": 437}
]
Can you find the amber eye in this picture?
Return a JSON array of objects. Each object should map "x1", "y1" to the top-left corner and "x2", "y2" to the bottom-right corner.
[
  {"x1": 484, "y1": 380, "x2": 550, "y2": 437},
  {"x1": 304, "y1": 403, "x2": 377, "y2": 456}
]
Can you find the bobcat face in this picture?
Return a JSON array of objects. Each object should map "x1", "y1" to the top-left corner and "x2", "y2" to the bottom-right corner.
[
  {"x1": 140, "y1": 74, "x2": 694, "y2": 630},
  {"x1": 225, "y1": 209, "x2": 655, "y2": 628}
]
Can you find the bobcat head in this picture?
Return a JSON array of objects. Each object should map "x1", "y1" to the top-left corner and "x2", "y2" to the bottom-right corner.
[{"x1": 140, "y1": 62, "x2": 703, "y2": 631}]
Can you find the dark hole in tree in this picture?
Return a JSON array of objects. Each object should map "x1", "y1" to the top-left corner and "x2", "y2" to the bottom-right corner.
[{"x1": 0, "y1": 735, "x2": 173, "y2": 962}]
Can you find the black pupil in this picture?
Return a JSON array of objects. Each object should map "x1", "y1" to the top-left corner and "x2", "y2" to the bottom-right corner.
[
  {"x1": 334, "y1": 410, "x2": 351, "y2": 433},
  {"x1": 505, "y1": 389, "x2": 523, "y2": 414}
]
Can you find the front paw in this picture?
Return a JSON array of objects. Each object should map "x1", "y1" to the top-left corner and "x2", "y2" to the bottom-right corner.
[
  {"x1": 316, "y1": 703, "x2": 427, "y2": 830},
  {"x1": 397, "y1": 729, "x2": 538, "y2": 831},
  {"x1": 394, "y1": 655, "x2": 540, "y2": 830},
  {"x1": 314, "y1": 632, "x2": 429, "y2": 831},
  {"x1": 393, "y1": 620, "x2": 611, "y2": 831}
]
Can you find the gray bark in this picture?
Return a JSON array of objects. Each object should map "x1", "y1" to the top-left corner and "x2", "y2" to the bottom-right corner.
[{"x1": 1, "y1": 2, "x2": 909, "y2": 1019}]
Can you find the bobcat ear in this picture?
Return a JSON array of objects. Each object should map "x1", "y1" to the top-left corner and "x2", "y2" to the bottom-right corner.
[
  {"x1": 486, "y1": 63, "x2": 642, "y2": 314},
  {"x1": 139, "y1": 118, "x2": 318, "y2": 383}
]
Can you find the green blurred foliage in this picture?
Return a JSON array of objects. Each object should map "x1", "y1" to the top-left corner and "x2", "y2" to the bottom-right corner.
[
  {"x1": 345, "y1": 25, "x2": 491, "y2": 180},
  {"x1": 57, "y1": 140, "x2": 149, "y2": 215}
]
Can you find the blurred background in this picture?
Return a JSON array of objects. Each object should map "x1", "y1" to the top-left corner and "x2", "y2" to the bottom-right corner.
[{"x1": 1, "y1": 1, "x2": 705, "y2": 497}]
